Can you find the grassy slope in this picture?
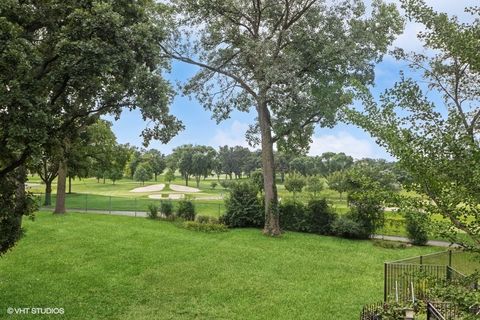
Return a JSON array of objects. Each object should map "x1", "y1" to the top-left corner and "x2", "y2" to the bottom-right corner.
[{"x1": 0, "y1": 212, "x2": 439, "y2": 320}]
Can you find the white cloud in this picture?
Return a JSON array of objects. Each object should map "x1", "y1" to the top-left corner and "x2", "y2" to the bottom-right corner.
[
  {"x1": 308, "y1": 131, "x2": 391, "y2": 160},
  {"x1": 210, "y1": 120, "x2": 251, "y2": 148}
]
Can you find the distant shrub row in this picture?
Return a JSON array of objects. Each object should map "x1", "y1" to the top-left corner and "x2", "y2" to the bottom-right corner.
[
  {"x1": 219, "y1": 182, "x2": 386, "y2": 240},
  {"x1": 147, "y1": 201, "x2": 229, "y2": 233},
  {"x1": 147, "y1": 199, "x2": 196, "y2": 221}
]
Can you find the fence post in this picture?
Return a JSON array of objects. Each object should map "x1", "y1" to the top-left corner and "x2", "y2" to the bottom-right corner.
[
  {"x1": 384, "y1": 263, "x2": 387, "y2": 302},
  {"x1": 448, "y1": 250, "x2": 452, "y2": 267}
]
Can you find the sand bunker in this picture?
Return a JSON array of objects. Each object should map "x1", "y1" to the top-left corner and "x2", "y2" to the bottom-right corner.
[
  {"x1": 130, "y1": 184, "x2": 165, "y2": 193},
  {"x1": 148, "y1": 194, "x2": 184, "y2": 200},
  {"x1": 169, "y1": 184, "x2": 200, "y2": 193}
]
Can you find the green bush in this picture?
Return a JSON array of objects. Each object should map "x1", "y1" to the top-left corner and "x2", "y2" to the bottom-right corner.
[
  {"x1": 223, "y1": 182, "x2": 264, "y2": 228},
  {"x1": 219, "y1": 180, "x2": 234, "y2": 189},
  {"x1": 147, "y1": 204, "x2": 158, "y2": 219},
  {"x1": 347, "y1": 192, "x2": 384, "y2": 238},
  {"x1": 160, "y1": 201, "x2": 173, "y2": 218},
  {"x1": 404, "y1": 209, "x2": 429, "y2": 246},
  {"x1": 307, "y1": 199, "x2": 336, "y2": 235},
  {"x1": 331, "y1": 215, "x2": 366, "y2": 239},
  {"x1": 196, "y1": 215, "x2": 219, "y2": 224},
  {"x1": 183, "y1": 221, "x2": 228, "y2": 233},
  {"x1": 279, "y1": 201, "x2": 310, "y2": 232},
  {"x1": 177, "y1": 200, "x2": 196, "y2": 221}
]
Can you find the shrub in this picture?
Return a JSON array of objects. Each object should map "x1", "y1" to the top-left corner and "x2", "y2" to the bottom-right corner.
[
  {"x1": 250, "y1": 170, "x2": 264, "y2": 193},
  {"x1": 223, "y1": 182, "x2": 264, "y2": 228},
  {"x1": 307, "y1": 199, "x2": 337, "y2": 235},
  {"x1": 279, "y1": 201, "x2": 310, "y2": 232},
  {"x1": 347, "y1": 192, "x2": 385, "y2": 238},
  {"x1": 196, "y1": 215, "x2": 217, "y2": 224},
  {"x1": 183, "y1": 221, "x2": 228, "y2": 233},
  {"x1": 404, "y1": 209, "x2": 429, "y2": 246},
  {"x1": 177, "y1": 200, "x2": 196, "y2": 221},
  {"x1": 160, "y1": 201, "x2": 173, "y2": 218},
  {"x1": 331, "y1": 215, "x2": 366, "y2": 239},
  {"x1": 210, "y1": 181, "x2": 218, "y2": 189},
  {"x1": 147, "y1": 204, "x2": 158, "y2": 219},
  {"x1": 219, "y1": 180, "x2": 234, "y2": 189}
]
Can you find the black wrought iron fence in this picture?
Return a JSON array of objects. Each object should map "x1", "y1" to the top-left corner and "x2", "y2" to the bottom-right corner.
[
  {"x1": 31, "y1": 192, "x2": 226, "y2": 217},
  {"x1": 427, "y1": 302, "x2": 460, "y2": 320}
]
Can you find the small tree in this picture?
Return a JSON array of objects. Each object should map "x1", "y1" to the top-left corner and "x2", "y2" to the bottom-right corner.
[
  {"x1": 327, "y1": 171, "x2": 349, "y2": 199},
  {"x1": 306, "y1": 176, "x2": 324, "y2": 198},
  {"x1": 134, "y1": 164, "x2": 153, "y2": 186},
  {"x1": 284, "y1": 175, "x2": 306, "y2": 202},
  {"x1": 164, "y1": 169, "x2": 175, "y2": 184},
  {"x1": 404, "y1": 209, "x2": 429, "y2": 246}
]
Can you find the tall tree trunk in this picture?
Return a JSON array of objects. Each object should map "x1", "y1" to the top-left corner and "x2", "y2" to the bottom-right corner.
[
  {"x1": 45, "y1": 181, "x2": 52, "y2": 206},
  {"x1": 54, "y1": 160, "x2": 67, "y2": 214},
  {"x1": 258, "y1": 101, "x2": 280, "y2": 236},
  {"x1": 68, "y1": 175, "x2": 72, "y2": 194}
]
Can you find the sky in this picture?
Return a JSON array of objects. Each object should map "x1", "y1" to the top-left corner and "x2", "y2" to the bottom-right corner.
[{"x1": 106, "y1": 0, "x2": 477, "y2": 160}]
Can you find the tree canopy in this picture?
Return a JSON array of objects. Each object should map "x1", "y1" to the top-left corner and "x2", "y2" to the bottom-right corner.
[
  {"x1": 347, "y1": 0, "x2": 480, "y2": 249},
  {"x1": 164, "y1": 0, "x2": 403, "y2": 235}
]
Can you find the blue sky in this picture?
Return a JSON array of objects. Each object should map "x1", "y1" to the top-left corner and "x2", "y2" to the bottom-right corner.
[{"x1": 106, "y1": 0, "x2": 476, "y2": 160}]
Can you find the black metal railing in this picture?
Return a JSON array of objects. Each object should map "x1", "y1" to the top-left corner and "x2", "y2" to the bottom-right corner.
[{"x1": 427, "y1": 302, "x2": 460, "y2": 320}]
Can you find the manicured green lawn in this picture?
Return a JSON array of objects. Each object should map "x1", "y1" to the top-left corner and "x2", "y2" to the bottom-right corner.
[{"x1": 0, "y1": 212, "x2": 440, "y2": 319}]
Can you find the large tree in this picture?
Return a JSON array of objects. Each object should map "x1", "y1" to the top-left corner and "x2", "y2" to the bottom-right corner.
[
  {"x1": 0, "y1": 0, "x2": 182, "y2": 253},
  {"x1": 347, "y1": 0, "x2": 480, "y2": 248},
  {"x1": 164, "y1": 0, "x2": 402, "y2": 235}
]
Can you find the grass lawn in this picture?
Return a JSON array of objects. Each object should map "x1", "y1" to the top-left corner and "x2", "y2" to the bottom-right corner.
[{"x1": 0, "y1": 212, "x2": 440, "y2": 320}]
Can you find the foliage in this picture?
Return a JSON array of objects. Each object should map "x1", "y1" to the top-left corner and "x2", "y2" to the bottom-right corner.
[
  {"x1": 147, "y1": 204, "x2": 159, "y2": 219},
  {"x1": 183, "y1": 221, "x2": 228, "y2": 233},
  {"x1": 176, "y1": 200, "x2": 196, "y2": 221},
  {"x1": 279, "y1": 201, "x2": 310, "y2": 233},
  {"x1": 0, "y1": 168, "x2": 37, "y2": 254},
  {"x1": 0, "y1": 0, "x2": 183, "y2": 250},
  {"x1": 346, "y1": 0, "x2": 480, "y2": 249},
  {"x1": 428, "y1": 273, "x2": 480, "y2": 320},
  {"x1": 404, "y1": 209, "x2": 429, "y2": 246},
  {"x1": 160, "y1": 201, "x2": 174, "y2": 218},
  {"x1": 164, "y1": 169, "x2": 175, "y2": 184},
  {"x1": 348, "y1": 192, "x2": 385, "y2": 239},
  {"x1": 222, "y1": 182, "x2": 264, "y2": 228},
  {"x1": 331, "y1": 215, "x2": 366, "y2": 239},
  {"x1": 133, "y1": 163, "x2": 153, "y2": 185},
  {"x1": 250, "y1": 170, "x2": 264, "y2": 193},
  {"x1": 210, "y1": 181, "x2": 217, "y2": 190},
  {"x1": 144, "y1": 149, "x2": 166, "y2": 182},
  {"x1": 307, "y1": 199, "x2": 337, "y2": 235},
  {"x1": 305, "y1": 176, "x2": 324, "y2": 198},
  {"x1": 219, "y1": 180, "x2": 234, "y2": 190},
  {"x1": 327, "y1": 171, "x2": 349, "y2": 199},
  {"x1": 284, "y1": 175, "x2": 306, "y2": 201},
  {"x1": 166, "y1": 0, "x2": 403, "y2": 235}
]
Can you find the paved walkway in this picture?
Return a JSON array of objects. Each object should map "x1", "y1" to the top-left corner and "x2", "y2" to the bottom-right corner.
[
  {"x1": 42, "y1": 207, "x2": 461, "y2": 248},
  {"x1": 371, "y1": 234, "x2": 461, "y2": 248}
]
